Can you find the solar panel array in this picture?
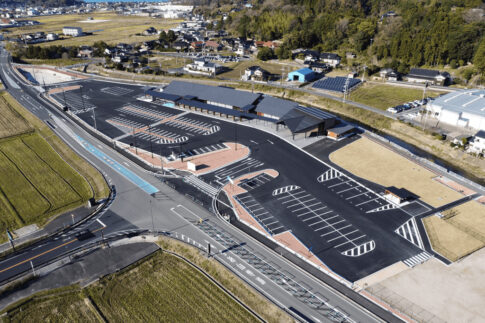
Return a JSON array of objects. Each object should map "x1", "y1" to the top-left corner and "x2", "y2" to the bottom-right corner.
[{"x1": 312, "y1": 77, "x2": 361, "y2": 93}]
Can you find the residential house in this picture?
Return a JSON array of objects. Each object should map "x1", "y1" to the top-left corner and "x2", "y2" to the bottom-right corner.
[
  {"x1": 190, "y1": 41, "x2": 204, "y2": 51},
  {"x1": 378, "y1": 68, "x2": 400, "y2": 81},
  {"x1": 183, "y1": 58, "x2": 223, "y2": 75},
  {"x1": 320, "y1": 53, "x2": 341, "y2": 67},
  {"x1": 470, "y1": 130, "x2": 485, "y2": 154},
  {"x1": 46, "y1": 33, "x2": 59, "y2": 41},
  {"x1": 406, "y1": 68, "x2": 450, "y2": 86},
  {"x1": 204, "y1": 40, "x2": 221, "y2": 52},
  {"x1": 78, "y1": 46, "x2": 93, "y2": 58},
  {"x1": 309, "y1": 62, "x2": 330, "y2": 74},
  {"x1": 242, "y1": 66, "x2": 270, "y2": 82},
  {"x1": 142, "y1": 27, "x2": 157, "y2": 36},
  {"x1": 173, "y1": 41, "x2": 189, "y2": 51}
]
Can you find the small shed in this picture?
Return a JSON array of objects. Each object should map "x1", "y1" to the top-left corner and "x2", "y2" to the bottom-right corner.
[
  {"x1": 384, "y1": 187, "x2": 415, "y2": 205},
  {"x1": 287, "y1": 68, "x2": 317, "y2": 82}
]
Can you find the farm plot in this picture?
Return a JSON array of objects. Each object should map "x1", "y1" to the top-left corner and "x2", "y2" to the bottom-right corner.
[
  {"x1": 88, "y1": 252, "x2": 257, "y2": 323},
  {"x1": 0, "y1": 95, "x2": 32, "y2": 139},
  {"x1": 329, "y1": 136, "x2": 463, "y2": 208},
  {"x1": 0, "y1": 134, "x2": 85, "y2": 231}
]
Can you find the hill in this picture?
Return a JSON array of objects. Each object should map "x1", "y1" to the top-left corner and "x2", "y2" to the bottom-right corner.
[{"x1": 198, "y1": 0, "x2": 485, "y2": 73}]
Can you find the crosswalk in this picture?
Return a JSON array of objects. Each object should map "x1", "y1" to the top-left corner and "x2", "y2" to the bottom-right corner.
[
  {"x1": 184, "y1": 174, "x2": 219, "y2": 197},
  {"x1": 52, "y1": 91, "x2": 96, "y2": 114},
  {"x1": 213, "y1": 158, "x2": 265, "y2": 186},
  {"x1": 403, "y1": 252, "x2": 432, "y2": 267},
  {"x1": 100, "y1": 86, "x2": 134, "y2": 96}
]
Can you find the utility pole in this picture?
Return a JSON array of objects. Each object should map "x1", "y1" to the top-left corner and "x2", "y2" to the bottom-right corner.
[
  {"x1": 30, "y1": 260, "x2": 35, "y2": 277},
  {"x1": 362, "y1": 65, "x2": 367, "y2": 82},
  {"x1": 80, "y1": 85, "x2": 86, "y2": 113},
  {"x1": 92, "y1": 106, "x2": 97, "y2": 130},
  {"x1": 148, "y1": 124, "x2": 153, "y2": 159},
  {"x1": 159, "y1": 146, "x2": 164, "y2": 173},
  {"x1": 234, "y1": 120, "x2": 238, "y2": 151},
  {"x1": 133, "y1": 127, "x2": 138, "y2": 155},
  {"x1": 62, "y1": 88, "x2": 68, "y2": 109}
]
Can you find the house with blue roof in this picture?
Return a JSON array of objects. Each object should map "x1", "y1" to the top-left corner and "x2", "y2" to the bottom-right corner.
[{"x1": 287, "y1": 68, "x2": 317, "y2": 82}]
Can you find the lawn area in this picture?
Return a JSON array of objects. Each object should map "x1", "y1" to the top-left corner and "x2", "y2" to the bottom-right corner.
[
  {"x1": 423, "y1": 215, "x2": 484, "y2": 262},
  {"x1": 0, "y1": 92, "x2": 108, "y2": 240},
  {"x1": 329, "y1": 136, "x2": 463, "y2": 208},
  {"x1": 349, "y1": 83, "x2": 441, "y2": 110},
  {"x1": 2, "y1": 251, "x2": 260, "y2": 322},
  {"x1": 5, "y1": 13, "x2": 180, "y2": 47}
]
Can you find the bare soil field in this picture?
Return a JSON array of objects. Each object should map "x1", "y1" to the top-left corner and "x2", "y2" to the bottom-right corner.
[{"x1": 367, "y1": 245, "x2": 485, "y2": 323}]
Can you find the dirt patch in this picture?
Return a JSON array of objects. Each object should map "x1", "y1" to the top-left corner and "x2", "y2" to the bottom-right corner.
[
  {"x1": 329, "y1": 136, "x2": 463, "y2": 207},
  {"x1": 367, "y1": 246, "x2": 485, "y2": 323}
]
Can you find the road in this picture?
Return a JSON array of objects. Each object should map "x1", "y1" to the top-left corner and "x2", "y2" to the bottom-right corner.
[{"x1": 0, "y1": 47, "x2": 389, "y2": 323}]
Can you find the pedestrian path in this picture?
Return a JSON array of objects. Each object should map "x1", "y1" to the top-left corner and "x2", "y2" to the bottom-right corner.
[{"x1": 403, "y1": 252, "x2": 432, "y2": 267}]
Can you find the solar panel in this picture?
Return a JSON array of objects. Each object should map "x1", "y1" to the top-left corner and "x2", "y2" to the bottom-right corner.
[{"x1": 312, "y1": 77, "x2": 361, "y2": 93}]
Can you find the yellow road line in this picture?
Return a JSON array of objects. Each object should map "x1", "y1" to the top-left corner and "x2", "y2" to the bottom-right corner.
[{"x1": 0, "y1": 226, "x2": 105, "y2": 274}]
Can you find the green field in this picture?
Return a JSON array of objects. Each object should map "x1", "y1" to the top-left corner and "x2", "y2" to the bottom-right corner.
[
  {"x1": 0, "y1": 92, "x2": 108, "y2": 240},
  {"x1": 5, "y1": 13, "x2": 180, "y2": 47},
  {"x1": 350, "y1": 83, "x2": 442, "y2": 110},
  {"x1": 2, "y1": 251, "x2": 258, "y2": 322}
]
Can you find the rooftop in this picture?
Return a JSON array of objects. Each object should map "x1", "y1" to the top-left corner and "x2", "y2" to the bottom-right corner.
[
  {"x1": 162, "y1": 80, "x2": 261, "y2": 109},
  {"x1": 430, "y1": 89, "x2": 485, "y2": 117}
]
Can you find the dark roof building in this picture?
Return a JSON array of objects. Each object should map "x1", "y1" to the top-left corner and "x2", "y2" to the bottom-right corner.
[
  {"x1": 255, "y1": 96, "x2": 298, "y2": 119},
  {"x1": 406, "y1": 68, "x2": 450, "y2": 85},
  {"x1": 162, "y1": 80, "x2": 261, "y2": 109}
]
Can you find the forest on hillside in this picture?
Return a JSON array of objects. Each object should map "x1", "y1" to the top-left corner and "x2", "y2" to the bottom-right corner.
[{"x1": 196, "y1": 0, "x2": 485, "y2": 75}]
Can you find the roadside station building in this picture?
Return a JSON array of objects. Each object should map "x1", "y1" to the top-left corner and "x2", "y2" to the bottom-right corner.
[{"x1": 144, "y1": 81, "x2": 339, "y2": 137}]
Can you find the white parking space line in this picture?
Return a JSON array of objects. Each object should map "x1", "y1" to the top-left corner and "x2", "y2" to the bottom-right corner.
[
  {"x1": 328, "y1": 180, "x2": 352, "y2": 188},
  {"x1": 355, "y1": 197, "x2": 380, "y2": 207}
]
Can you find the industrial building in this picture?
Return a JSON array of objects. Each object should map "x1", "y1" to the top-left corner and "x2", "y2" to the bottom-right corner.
[
  {"x1": 426, "y1": 89, "x2": 485, "y2": 131},
  {"x1": 145, "y1": 81, "x2": 338, "y2": 136},
  {"x1": 287, "y1": 68, "x2": 317, "y2": 83},
  {"x1": 62, "y1": 26, "x2": 83, "y2": 37}
]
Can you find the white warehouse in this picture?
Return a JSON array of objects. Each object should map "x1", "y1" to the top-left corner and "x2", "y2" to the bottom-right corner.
[
  {"x1": 426, "y1": 89, "x2": 485, "y2": 131},
  {"x1": 62, "y1": 26, "x2": 83, "y2": 37}
]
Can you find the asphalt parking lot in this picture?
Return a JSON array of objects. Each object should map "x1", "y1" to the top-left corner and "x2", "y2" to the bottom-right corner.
[{"x1": 49, "y1": 79, "x2": 429, "y2": 282}]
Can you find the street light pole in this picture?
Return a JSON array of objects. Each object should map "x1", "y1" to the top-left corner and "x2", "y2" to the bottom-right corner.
[{"x1": 150, "y1": 199, "x2": 154, "y2": 232}]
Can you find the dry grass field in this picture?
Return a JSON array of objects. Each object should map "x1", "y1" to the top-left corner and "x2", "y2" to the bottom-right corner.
[
  {"x1": 329, "y1": 136, "x2": 463, "y2": 207},
  {"x1": 5, "y1": 13, "x2": 180, "y2": 47},
  {"x1": 2, "y1": 251, "x2": 260, "y2": 322},
  {"x1": 423, "y1": 215, "x2": 484, "y2": 262},
  {"x1": 0, "y1": 96, "x2": 32, "y2": 139},
  {"x1": 423, "y1": 201, "x2": 485, "y2": 261},
  {"x1": 0, "y1": 92, "x2": 108, "y2": 241},
  {"x1": 350, "y1": 83, "x2": 441, "y2": 110}
]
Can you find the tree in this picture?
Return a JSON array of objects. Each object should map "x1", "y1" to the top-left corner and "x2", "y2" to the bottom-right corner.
[
  {"x1": 257, "y1": 47, "x2": 274, "y2": 61},
  {"x1": 167, "y1": 30, "x2": 177, "y2": 43},
  {"x1": 473, "y1": 38, "x2": 485, "y2": 74}
]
